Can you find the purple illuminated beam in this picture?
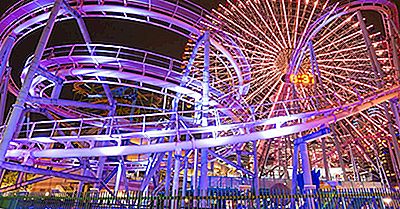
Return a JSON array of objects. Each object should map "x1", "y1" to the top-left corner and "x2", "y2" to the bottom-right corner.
[
  {"x1": 28, "y1": 96, "x2": 112, "y2": 110},
  {"x1": 208, "y1": 149, "x2": 254, "y2": 176},
  {"x1": 0, "y1": 35, "x2": 15, "y2": 123},
  {"x1": 0, "y1": 0, "x2": 247, "y2": 94},
  {"x1": 62, "y1": 1, "x2": 116, "y2": 112},
  {"x1": 140, "y1": 152, "x2": 165, "y2": 191},
  {"x1": 0, "y1": 34, "x2": 16, "y2": 83},
  {"x1": 37, "y1": 66, "x2": 63, "y2": 85},
  {"x1": 22, "y1": 85, "x2": 400, "y2": 158},
  {"x1": 0, "y1": 68, "x2": 10, "y2": 125},
  {"x1": 0, "y1": 0, "x2": 63, "y2": 162}
]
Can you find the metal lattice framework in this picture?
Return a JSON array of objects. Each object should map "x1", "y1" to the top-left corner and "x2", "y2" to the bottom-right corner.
[{"x1": 0, "y1": 0, "x2": 399, "y2": 201}]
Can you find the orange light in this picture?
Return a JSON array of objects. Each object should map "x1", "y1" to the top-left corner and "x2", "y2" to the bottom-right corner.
[{"x1": 289, "y1": 73, "x2": 315, "y2": 85}]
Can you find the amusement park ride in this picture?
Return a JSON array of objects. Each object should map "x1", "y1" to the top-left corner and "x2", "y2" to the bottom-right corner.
[{"x1": 0, "y1": 0, "x2": 399, "y2": 201}]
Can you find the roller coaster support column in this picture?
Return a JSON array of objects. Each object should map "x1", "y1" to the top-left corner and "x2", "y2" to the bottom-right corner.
[
  {"x1": 349, "y1": 145, "x2": 360, "y2": 181},
  {"x1": 299, "y1": 142, "x2": 315, "y2": 209},
  {"x1": 321, "y1": 138, "x2": 331, "y2": 180},
  {"x1": 114, "y1": 160, "x2": 123, "y2": 196},
  {"x1": 165, "y1": 149, "x2": 173, "y2": 196},
  {"x1": 331, "y1": 125, "x2": 349, "y2": 181},
  {"x1": 78, "y1": 160, "x2": 89, "y2": 197},
  {"x1": 0, "y1": 68, "x2": 10, "y2": 125},
  {"x1": 192, "y1": 149, "x2": 199, "y2": 195},
  {"x1": 0, "y1": 34, "x2": 15, "y2": 82},
  {"x1": 290, "y1": 143, "x2": 299, "y2": 209},
  {"x1": 172, "y1": 148, "x2": 182, "y2": 209},
  {"x1": 0, "y1": 34, "x2": 16, "y2": 125},
  {"x1": 253, "y1": 141, "x2": 260, "y2": 209},
  {"x1": 0, "y1": 0, "x2": 63, "y2": 161},
  {"x1": 199, "y1": 31, "x2": 210, "y2": 199},
  {"x1": 358, "y1": 12, "x2": 400, "y2": 182},
  {"x1": 172, "y1": 148, "x2": 182, "y2": 195},
  {"x1": 181, "y1": 152, "x2": 189, "y2": 205}
]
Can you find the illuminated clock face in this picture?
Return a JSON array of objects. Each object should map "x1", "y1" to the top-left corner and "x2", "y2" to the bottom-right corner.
[{"x1": 288, "y1": 73, "x2": 315, "y2": 85}]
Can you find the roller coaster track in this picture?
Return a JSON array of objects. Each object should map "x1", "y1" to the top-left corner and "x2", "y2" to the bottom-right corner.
[
  {"x1": 0, "y1": 0, "x2": 250, "y2": 95},
  {"x1": 11, "y1": 43, "x2": 224, "y2": 119},
  {"x1": 3, "y1": 85, "x2": 400, "y2": 159}
]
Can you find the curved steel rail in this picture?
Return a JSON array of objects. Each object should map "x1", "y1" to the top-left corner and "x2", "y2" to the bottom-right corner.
[
  {"x1": 22, "y1": 44, "x2": 223, "y2": 99},
  {"x1": 0, "y1": 0, "x2": 249, "y2": 95},
  {"x1": 288, "y1": 0, "x2": 399, "y2": 74},
  {"x1": 3, "y1": 85, "x2": 400, "y2": 159}
]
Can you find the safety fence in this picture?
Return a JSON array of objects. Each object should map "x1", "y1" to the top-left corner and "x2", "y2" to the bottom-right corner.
[{"x1": 0, "y1": 188, "x2": 399, "y2": 209}]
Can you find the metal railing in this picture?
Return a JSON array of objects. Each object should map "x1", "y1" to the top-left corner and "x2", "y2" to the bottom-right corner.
[
  {"x1": 1, "y1": 95, "x2": 334, "y2": 143},
  {"x1": 1, "y1": 84, "x2": 394, "y2": 143},
  {"x1": 33, "y1": 44, "x2": 184, "y2": 77},
  {"x1": 0, "y1": 188, "x2": 399, "y2": 209},
  {"x1": 1, "y1": 0, "x2": 210, "y2": 39}
]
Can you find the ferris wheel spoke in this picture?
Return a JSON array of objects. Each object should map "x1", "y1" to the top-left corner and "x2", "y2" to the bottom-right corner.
[
  {"x1": 359, "y1": 112, "x2": 389, "y2": 135},
  {"x1": 314, "y1": 15, "x2": 358, "y2": 47},
  {"x1": 297, "y1": 1, "x2": 319, "y2": 50},
  {"x1": 293, "y1": 0, "x2": 302, "y2": 46},
  {"x1": 314, "y1": 28, "x2": 363, "y2": 53},
  {"x1": 228, "y1": 0, "x2": 285, "y2": 52},
  {"x1": 220, "y1": 33, "x2": 280, "y2": 56},
  {"x1": 281, "y1": 0, "x2": 292, "y2": 48},
  {"x1": 316, "y1": 44, "x2": 368, "y2": 58},
  {"x1": 319, "y1": 69, "x2": 377, "y2": 90},
  {"x1": 246, "y1": 0, "x2": 286, "y2": 50},
  {"x1": 264, "y1": 0, "x2": 290, "y2": 48},
  {"x1": 319, "y1": 77, "x2": 358, "y2": 99},
  {"x1": 319, "y1": 64, "x2": 374, "y2": 77},
  {"x1": 214, "y1": 9, "x2": 280, "y2": 54},
  {"x1": 247, "y1": 72, "x2": 282, "y2": 101}
]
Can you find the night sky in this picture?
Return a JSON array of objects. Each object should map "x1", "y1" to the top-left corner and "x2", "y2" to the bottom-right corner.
[{"x1": 0, "y1": 0, "x2": 399, "y2": 121}]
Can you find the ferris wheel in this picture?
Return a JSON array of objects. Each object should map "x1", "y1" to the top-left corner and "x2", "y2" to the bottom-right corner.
[{"x1": 201, "y1": 0, "x2": 400, "y2": 182}]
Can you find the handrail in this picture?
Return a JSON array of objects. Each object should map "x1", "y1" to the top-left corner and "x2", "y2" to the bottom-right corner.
[
  {"x1": 0, "y1": 0, "x2": 210, "y2": 41},
  {"x1": 4, "y1": 85, "x2": 398, "y2": 145}
]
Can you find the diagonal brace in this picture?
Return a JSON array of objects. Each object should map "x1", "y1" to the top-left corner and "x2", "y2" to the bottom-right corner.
[{"x1": 209, "y1": 149, "x2": 254, "y2": 176}]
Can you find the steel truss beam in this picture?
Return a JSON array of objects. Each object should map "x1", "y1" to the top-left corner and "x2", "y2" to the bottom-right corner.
[
  {"x1": 36, "y1": 66, "x2": 64, "y2": 85},
  {"x1": 99, "y1": 166, "x2": 118, "y2": 191},
  {"x1": 140, "y1": 152, "x2": 165, "y2": 191},
  {"x1": 28, "y1": 96, "x2": 111, "y2": 110},
  {"x1": 0, "y1": 0, "x2": 64, "y2": 162},
  {"x1": 15, "y1": 85, "x2": 400, "y2": 158},
  {"x1": 0, "y1": 67, "x2": 11, "y2": 125},
  {"x1": 208, "y1": 149, "x2": 253, "y2": 176},
  {"x1": 199, "y1": 31, "x2": 211, "y2": 197}
]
